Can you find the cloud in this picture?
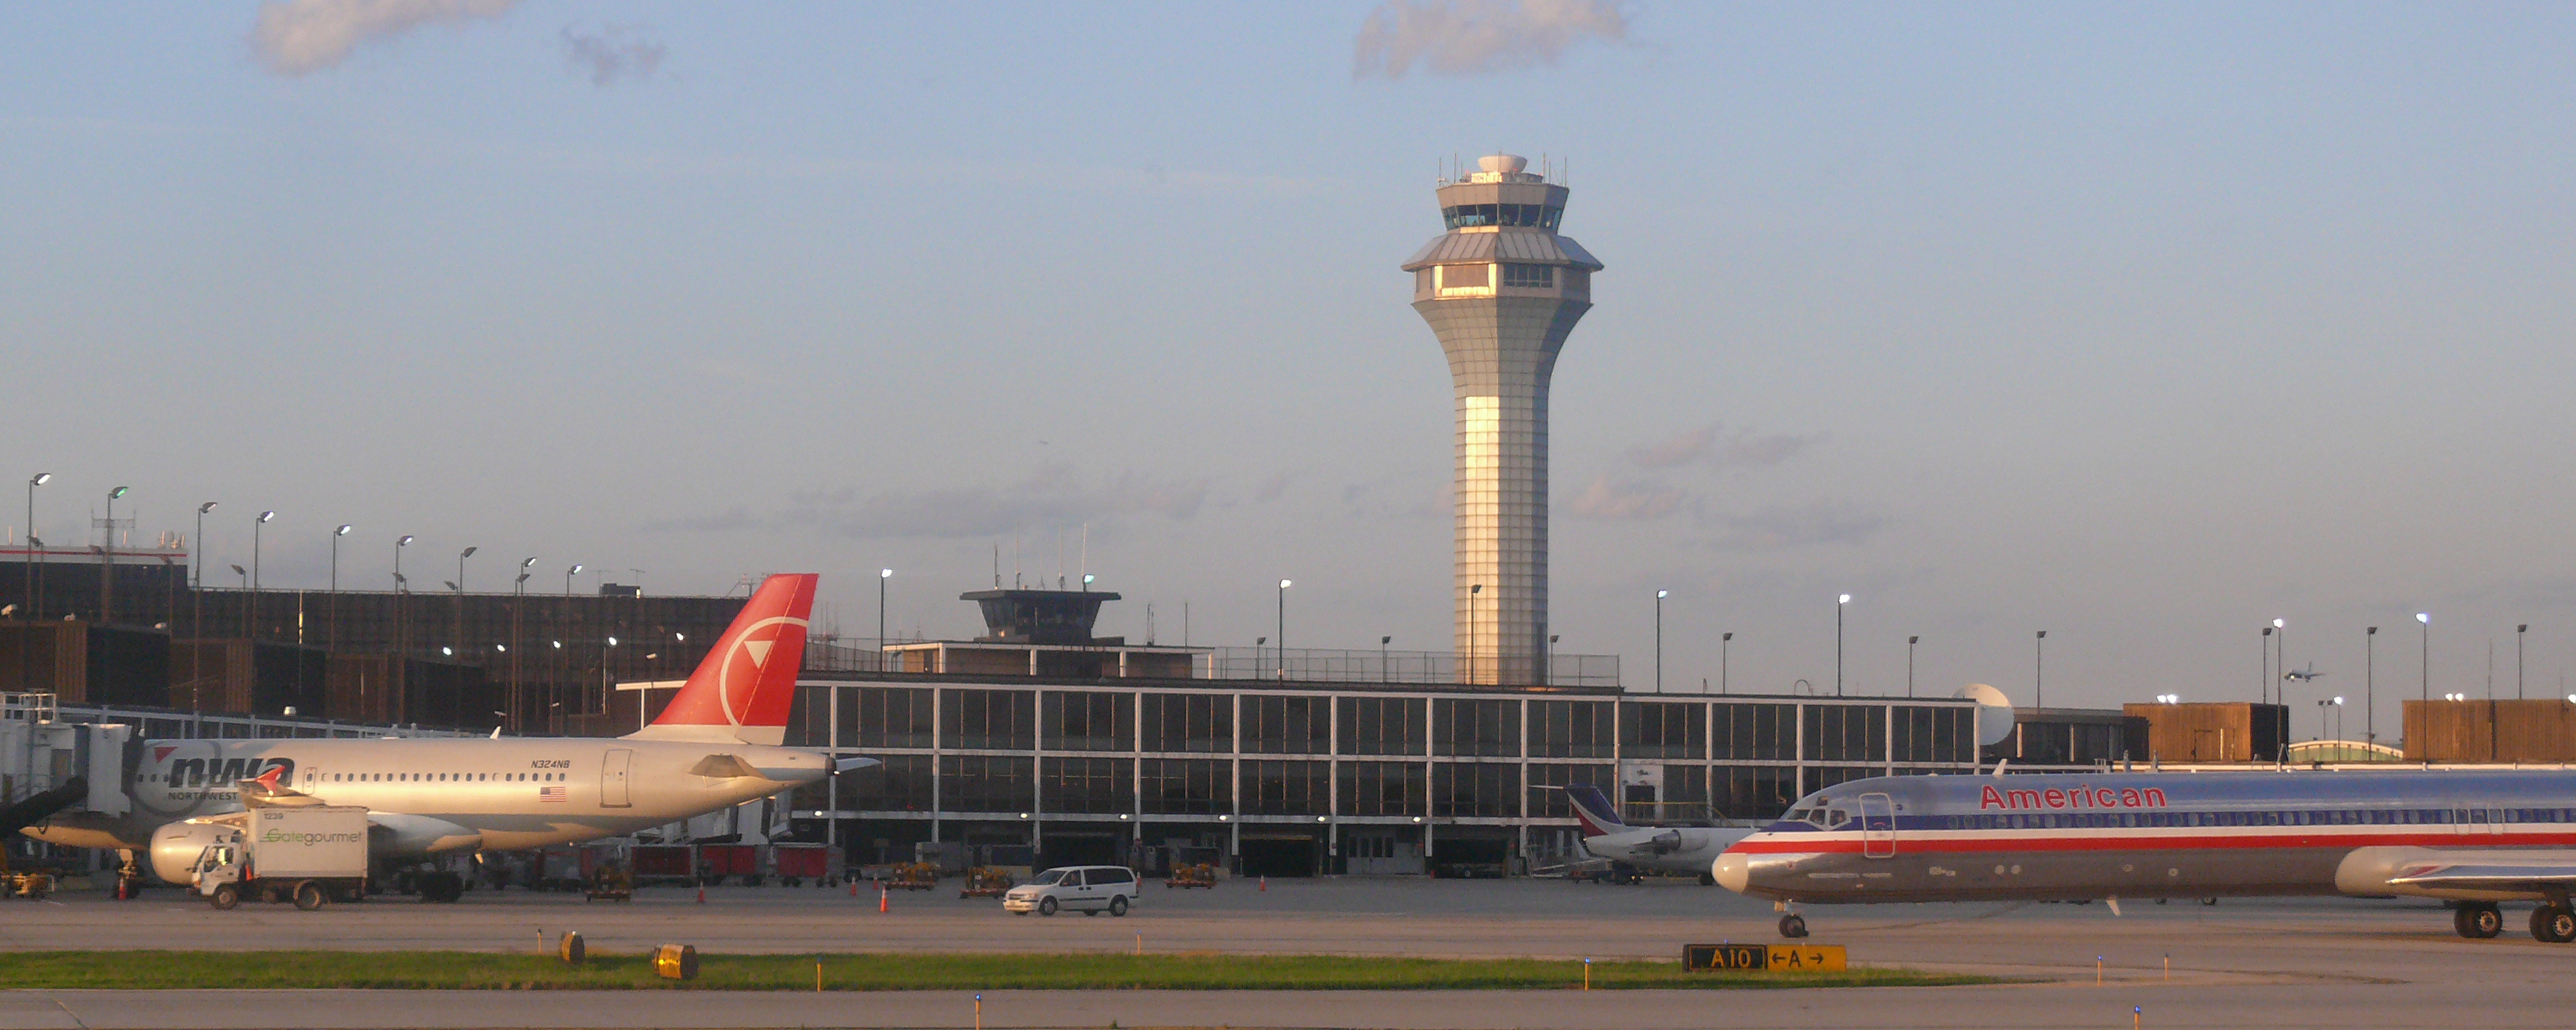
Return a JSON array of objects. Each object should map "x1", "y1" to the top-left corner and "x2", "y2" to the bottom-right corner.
[
  {"x1": 782, "y1": 464, "x2": 1214, "y2": 539},
  {"x1": 561, "y1": 24, "x2": 667, "y2": 86},
  {"x1": 640, "y1": 507, "x2": 755, "y2": 534},
  {"x1": 1566, "y1": 475, "x2": 1686, "y2": 520},
  {"x1": 1626, "y1": 422, "x2": 1826, "y2": 470},
  {"x1": 252, "y1": 0, "x2": 523, "y2": 76},
  {"x1": 1701, "y1": 501, "x2": 1886, "y2": 550},
  {"x1": 1353, "y1": 0, "x2": 1629, "y2": 79}
]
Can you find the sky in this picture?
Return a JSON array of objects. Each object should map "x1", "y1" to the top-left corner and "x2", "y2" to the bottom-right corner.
[{"x1": 5, "y1": 1, "x2": 2573, "y2": 738}]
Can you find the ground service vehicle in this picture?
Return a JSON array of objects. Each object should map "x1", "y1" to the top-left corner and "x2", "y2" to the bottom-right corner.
[
  {"x1": 1003, "y1": 865, "x2": 1139, "y2": 917},
  {"x1": 191, "y1": 804, "x2": 369, "y2": 910}
]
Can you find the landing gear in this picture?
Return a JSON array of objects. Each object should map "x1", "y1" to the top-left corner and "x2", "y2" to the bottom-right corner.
[
  {"x1": 1778, "y1": 914, "x2": 1809, "y2": 938},
  {"x1": 2531, "y1": 905, "x2": 2576, "y2": 944},
  {"x1": 2454, "y1": 902, "x2": 2503, "y2": 939},
  {"x1": 417, "y1": 871, "x2": 466, "y2": 904},
  {"x1": 1698, "y1": 872, "x2": 1717, "y2": 887}
]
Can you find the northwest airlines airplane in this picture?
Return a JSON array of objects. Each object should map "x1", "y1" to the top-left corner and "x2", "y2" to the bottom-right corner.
[
  {"x1": 1713, "y1": 770, "x2": 2576, "y2": 944},
  {"x1": 22, "y1": 573, "x2": 866, "y2": 898}
]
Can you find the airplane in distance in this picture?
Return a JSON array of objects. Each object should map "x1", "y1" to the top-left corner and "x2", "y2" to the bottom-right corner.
[
  {"x1": 1565, "y1": 783, "x2": 1754, "y2": 884},
  {"x1": 2284, "y1": 664, "x2": 2327, "y2": 683},
  {"x1": 22, "y1": 572, "x2": 872, "y2": 898},
  {"x1": 1712, "y1": 769, "x2": 2576, "y2": 942}
]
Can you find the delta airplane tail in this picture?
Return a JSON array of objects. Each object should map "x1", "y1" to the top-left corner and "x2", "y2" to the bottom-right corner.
[
  {"x1": 1566, "y1": 783, "x2": 1626, "y2": 837},
  {"x1": 625, "y1": 573, "x2": 817, "y2": 747}
]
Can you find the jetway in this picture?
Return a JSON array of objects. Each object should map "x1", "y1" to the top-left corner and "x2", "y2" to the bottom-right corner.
[{"x1": 2, "y1": 693, "x2": 132, "y2": 843}]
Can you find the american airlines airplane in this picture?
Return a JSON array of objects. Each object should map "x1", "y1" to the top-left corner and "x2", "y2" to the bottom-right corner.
[
  {"x1": 1712, "y1": 769, "x2": 2576, "y2": 943},
  {"x1": 1565, "y1": 784, "x2": 1752, "y2": 883},
  {"x1": 22, "y1": 573, "x2": 867, "y2": 898}
]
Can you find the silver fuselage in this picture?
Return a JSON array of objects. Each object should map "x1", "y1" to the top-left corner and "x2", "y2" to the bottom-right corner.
[{"x1": 1717, "y1": 770, "x2": 2576, "y2": 904}]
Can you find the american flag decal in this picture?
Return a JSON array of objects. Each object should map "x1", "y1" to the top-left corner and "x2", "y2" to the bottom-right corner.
[{"x1": 538, "y1": 786, "x2": 568, "y2": 802}]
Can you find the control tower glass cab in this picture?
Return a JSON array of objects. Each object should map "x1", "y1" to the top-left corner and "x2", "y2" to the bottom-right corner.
[{"x1": 1401, "y1": 154, "x2": 1603, "y2": 685}]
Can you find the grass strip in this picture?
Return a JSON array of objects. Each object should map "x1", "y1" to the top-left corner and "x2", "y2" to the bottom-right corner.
[{"x1": 0, "y1": 951, "x2": 1995, "y2": 991}]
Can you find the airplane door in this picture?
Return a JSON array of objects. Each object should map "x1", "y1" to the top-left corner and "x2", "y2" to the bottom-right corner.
[
  {"x1": 602, "y1": 748, "x2": 633, "y2": 808},
  {"x1": 1858, "y1": 792, "x2": 1897, "y2": 858}
]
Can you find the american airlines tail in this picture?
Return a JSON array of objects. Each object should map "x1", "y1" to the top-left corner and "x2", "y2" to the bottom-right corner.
[
  {"x1": 1565, "y1": 784, "x2": 1626, "y2": 837},
  {"x1": 623, "y1": 573, "x2": 816, "y2": 747}
]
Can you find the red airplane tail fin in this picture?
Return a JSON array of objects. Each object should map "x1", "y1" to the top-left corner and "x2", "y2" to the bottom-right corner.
[{"x1": 626, "y1": 574, "x2": 817, "y2": 746}]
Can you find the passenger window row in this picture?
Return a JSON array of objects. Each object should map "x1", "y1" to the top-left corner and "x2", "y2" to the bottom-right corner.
[{"x1": 326, "y1": 772, "x2": 566, "y2": 783}]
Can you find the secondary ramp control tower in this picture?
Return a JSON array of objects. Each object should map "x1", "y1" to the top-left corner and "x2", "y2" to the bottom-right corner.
[{"x1": 1402, "y1": 154, "x2": 1603, "y2": 685}]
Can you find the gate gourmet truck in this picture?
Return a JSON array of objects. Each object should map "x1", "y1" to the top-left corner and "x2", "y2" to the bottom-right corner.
[{"x1": 190, "y1": 803, "x2": 370, "y2": 910}]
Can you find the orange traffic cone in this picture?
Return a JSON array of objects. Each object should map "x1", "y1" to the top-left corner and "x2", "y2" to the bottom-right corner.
[
  {"x1": 879, "y1": 885, "x2": 889, "y2": 914},
  {"x1": 1259, "y1": 876, "x2": 1267, "y2": 892},
  {"x1": 697, "y1": 885, "x2": 707, "y2": 904}
]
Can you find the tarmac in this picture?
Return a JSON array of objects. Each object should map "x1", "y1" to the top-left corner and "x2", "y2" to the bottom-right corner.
[{"x1": 3, "y1": 876, "x2": 2568, "y2": 1028}]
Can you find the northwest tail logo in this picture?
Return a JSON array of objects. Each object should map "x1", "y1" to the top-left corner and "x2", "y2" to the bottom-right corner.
[{"x1": 630, "y1": 573, "x2": 817, "y2": 746}]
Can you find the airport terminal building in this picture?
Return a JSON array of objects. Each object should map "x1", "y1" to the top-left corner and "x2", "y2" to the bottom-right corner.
[{"x1": 773, "y1": 589, "x2": 1994, "y2": 878}]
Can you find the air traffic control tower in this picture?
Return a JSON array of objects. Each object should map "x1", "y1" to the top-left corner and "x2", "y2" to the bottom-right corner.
[{"x1": 1403, "y1": 154, "x2": 1603, "y2": 685}]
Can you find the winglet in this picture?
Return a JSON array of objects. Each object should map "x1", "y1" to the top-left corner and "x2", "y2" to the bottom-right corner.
[{"x1": 627, "y1": 574, "x2": 818, "y2": 746}]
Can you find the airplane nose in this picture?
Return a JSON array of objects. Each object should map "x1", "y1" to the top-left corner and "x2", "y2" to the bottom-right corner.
[{"x1": 1712, "y1": 852, "x2": 1750, "y2": 893}]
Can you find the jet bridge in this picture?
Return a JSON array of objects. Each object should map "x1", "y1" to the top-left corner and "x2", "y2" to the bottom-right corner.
[{"x1": 1, "y1": 693, "x2": 132, "y2": 844}]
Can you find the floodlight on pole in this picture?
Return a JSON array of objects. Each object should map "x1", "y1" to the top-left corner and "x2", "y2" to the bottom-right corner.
[
  {"x1": 1655, "y1": 590, "x2": 1669, "y2": 694},
  {"x1": 566, "y1": 563, "x2": 582, "y2": 595},
  {"x1": 192, "y1": 502, "x2": 216, "y2": 590},
  {"x1": 1834, "y1": 594, "x2": 1850, "y2": 697},
  {"x1": 1277, "y1": 579, "x2": 1293, "y2": 681},
  {"x1": 23, "y1": 473, "x2": 47, "y2": 622}
]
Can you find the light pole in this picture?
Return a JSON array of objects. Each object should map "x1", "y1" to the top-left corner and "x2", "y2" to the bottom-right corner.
[
  {"x1": 2417, "y1": 612, "x2": 2431, "y2": 706},
  {"x1": 100, "y1": 486, "x2": 128, "y2": 623},
  {"x1": 2260, "y1": 625, "x2": 2274, "y2": 704},
  {"x1": 250, "y1": 510, "x2": 275, "y2": 638},
  {"x1": 23, "y1": 472, "x2": 49, "y2": 621},
  {"x1": 2034, "y1": 630, "x2": 2047, "y2": 709},
  {"x1": 1907, "y1": 635, "x2": 1919, "y2": 698},
  {"x1": 457, "y1": 547, "x2": 476, "y2": 595},
  {"x1": 513, "y1": 556, "x2": 534, "y2": 729},
  {"x1": 1546, "y1": 633, "x2": 1558, "y2": 687},
  {"x1": 1720, "y1": 632, "x2": 1733, "y2": 694},
  {"x1": 1834, "y1": 594, "x2": 1850, "y2": 696},
  {"x1": 1381, "y1": 635, "x2": 1392, "y2": 683},
  {"x1": 251, "y1": 510, "x2": 274, "y2": 590},
  {"x1": 564, "y1": 563, "x2": 582, "y2": 595},
  {"x1": 329, "y1": 525, "x2": 351, "y2": 651},
  {"x1": 1655, "y1": 590, "x2": 1669, "y2": 694},
  {"x1": 1467, "y1": 584, "x2": 1482, "y2": 685},
  {"x1": 1276, "y1": 579, "x2": 1291, "y2": 682},
  {"x1": 191, "y1": 501, "x2": 215, "y2": 590},
  {"x1": 2365, "y1": 626, "x2": 2378, "y2": 746},
  {"x1": 188, "y1": 502, "x2": 215, "y2": 702},
  {"x1": 878, "y1": 568, "x2": 893, "y2": 669},
  {"x1": 2519, "y1": 624, "x2": 2528, "y2": 700}
]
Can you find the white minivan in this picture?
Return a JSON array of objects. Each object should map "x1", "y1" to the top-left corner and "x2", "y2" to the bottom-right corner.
[{"x1": 1002, "y1": 865, "x2": 1139, "y2": 917}]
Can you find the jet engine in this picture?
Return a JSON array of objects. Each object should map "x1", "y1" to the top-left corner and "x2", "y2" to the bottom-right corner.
[{"x1": 148, "y1": 821, "x2": 240, "y2": 885}]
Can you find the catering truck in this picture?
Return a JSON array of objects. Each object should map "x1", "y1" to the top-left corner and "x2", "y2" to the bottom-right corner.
[{"x1": 188, "y1": 805, "x2": 372, "y2": 910}]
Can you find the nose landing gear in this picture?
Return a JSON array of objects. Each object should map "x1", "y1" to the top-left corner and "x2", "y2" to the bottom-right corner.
[{"x1": 1778, "y1": 913, "x2": 1810, "y2": 938}]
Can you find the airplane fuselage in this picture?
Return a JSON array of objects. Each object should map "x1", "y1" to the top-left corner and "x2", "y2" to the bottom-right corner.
[
  {"x1": 25, "y1": 735, "x2": 826, "y2": 858},
  {"x1": 1716, "y1": 770, "x2": 2576, "y2": 904}
]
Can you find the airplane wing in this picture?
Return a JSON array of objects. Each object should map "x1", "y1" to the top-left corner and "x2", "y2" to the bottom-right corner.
[{"x1": 2388, "y1": 861, "x2": 2576, "y2": 893}]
